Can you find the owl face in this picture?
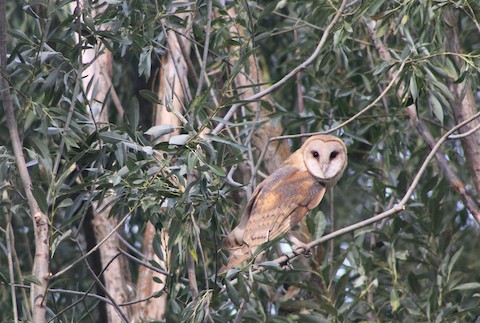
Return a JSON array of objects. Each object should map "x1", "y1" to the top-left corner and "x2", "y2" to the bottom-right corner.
[{"x1": 302, "y1": 136, "x2": 347, "y2": 185}]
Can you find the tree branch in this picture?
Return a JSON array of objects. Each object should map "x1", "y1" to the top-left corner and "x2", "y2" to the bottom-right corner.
[
  {"x1": 195, "y1": 0, "x2": 213, "y2": 98},
  {"x1": 252, "y1": 58, "x2": 407, "y2": 175},
  {"x1": 406, "y1": 106, "x2": 480, "y2": 221},
  {"x1": 211, "y1": 0, "x2": 347, "y2": 135},
  {"x1": 270, "y1": 110, "x2": 480, "y2": 268},
  {"x1": 364, "y1": 16, "x2": 480, "y2": 221}
]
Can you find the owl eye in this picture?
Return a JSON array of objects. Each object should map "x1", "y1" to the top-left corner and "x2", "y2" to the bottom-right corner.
[
  {"x1": 312, "y1": 151, "x2": 319, "y2": 158},
  {"x1": 330, "y1": 151, "x2": 339, "y2": 159}
]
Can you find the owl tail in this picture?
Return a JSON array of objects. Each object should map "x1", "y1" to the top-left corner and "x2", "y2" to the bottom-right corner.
[{"x1": 220, "y1": 245, "x2": 253, "y2": 273}]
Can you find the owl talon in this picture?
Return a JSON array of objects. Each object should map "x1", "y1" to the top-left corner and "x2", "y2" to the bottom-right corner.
[
  {"x1": 290, "y1": 236, "x2": 311, "y2": 257},
  {"x1": 293, "y1": 245, "x2": 311, "y2": 258},
  {"x1": 303, "y1": 248, "x2": 312, "y2": 258},
  {"x1": 282, "y1": 261, "x2": 294, "y2": 271}
]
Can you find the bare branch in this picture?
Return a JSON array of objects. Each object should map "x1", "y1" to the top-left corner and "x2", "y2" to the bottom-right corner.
[
  {"x1": 195, "y1": 0, "x2": 213, "y2": 97},
  {"x1": 12, "y1": 284, "x2": 112, "y2": 305},
  {"x1": 51, "y1": 211, "x2": 131, "y2": 279},
  {"x1": 407, "y1": 106, "x2": 480, "y2": 220},
  {"x1": 449, "y1": 121, "x2": 480, "y2": 139},
  {"x1": 252, "y1": 59, "x2": 407, "y2": 176},
  {"x1": 212, "y1": 0, "x2": 347, "y2": 135},
  {"x1": 83, "y1": 252, "x2": 129, "y2": 322}
]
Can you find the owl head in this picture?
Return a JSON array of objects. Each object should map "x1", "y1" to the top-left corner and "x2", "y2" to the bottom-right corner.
[{"x1": 300, "y1": 135, "x2": 347, "y2": 187}]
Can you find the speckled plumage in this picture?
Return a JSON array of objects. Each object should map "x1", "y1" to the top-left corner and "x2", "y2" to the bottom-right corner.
[{"x1": 222, "y1": 135, "x2": 347, "y2": 271}]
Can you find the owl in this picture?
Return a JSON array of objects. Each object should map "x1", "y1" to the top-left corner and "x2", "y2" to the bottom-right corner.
[{"x1": 222, "y1": 135, "x2": 347, "y2": 271}]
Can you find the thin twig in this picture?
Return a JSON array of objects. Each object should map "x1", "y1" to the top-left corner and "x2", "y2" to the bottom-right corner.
[
  {"x1": 6, "y1": 211, "x2": 19, "y2": 323},
  {"x1": 83, "y1": 251, "x2": 129, "y2": 322},
  {"x1": 119, "y1": 287, "x2": 166, "y2": 306},
  {"x1": 117, "y1": 248, "x2": 175, "y2": 278},
  {"x1": 51, "y1": 210, "x2": 132, "y2": 279},
  {"x1": 448, "y1": 122, "x2": 480, "y2": 139},
  {"x1": 12, "y1": 284, "x2": 112, "y2": 305}
]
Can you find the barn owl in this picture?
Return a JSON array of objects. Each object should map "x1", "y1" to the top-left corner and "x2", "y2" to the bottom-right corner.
[{"x1": 222, "y1": 135, "x2": 347, "y2": 271}]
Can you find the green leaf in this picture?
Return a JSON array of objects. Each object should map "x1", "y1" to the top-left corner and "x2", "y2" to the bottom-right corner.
[
  {"x1": 170, "y1": 299, "x2": 181, "y2": 314},
  {"x1": 447, "y1": 246, "x2": 463, "y2": 280},
  {"x1": 409, "y1": 75, "x2": 418, "y2": 100},
  {"x1": 99, "y1": 131, "x2": 125, "y2": 144},
  {"x1": 169, "y1": 134, "x2": 190, "y2": 146},
  {"x1": 313, "y1": 211, "x2": 326, "y2": 240},
  {"x1": 390, "y1": 288, "x2": 400, "y2": 312},
  {"x1": 451, "y1": 282, "x2": 480, "y2": 291},
  {"x1": 225, "y1": 278, "x2": 241, "y2": 307},
  {"x1": 138, "y1": 47, "x2": 152, "y2": 79},
  {"x1": 428, "y1": 94, "x2": 444, "y2": 124},
  {"x1": 57, "y1": 198, "x2": 73, "y2": 208},
  {"x1": 208, "y1": 165, "x2": 226, "y2": 177},
  {"x1": 153, "y1": 234, "x2": 165, "y2": 261},
  {"x1": 145, "y1": 124, "x2": 180, "y2": 137},
  {"x1": 51, "y1": 229, "x2": 72, "y2": 258},
  {"x1": 139, "y1": 89, "x2": 162, "y2": 105},
  {"x1": 258, "y1": 261, "x2": 281, "y2": 270},
  {"x1": 24, "y1": 275, "x2": 42, "y2": 286}
]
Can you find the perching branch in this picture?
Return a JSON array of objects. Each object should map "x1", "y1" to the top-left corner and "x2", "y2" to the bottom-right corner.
[
  {"x1": 268, "y1": 110, "x2": 480, "y2": 268},
  {"x1": 224, "y1": 109, "x2": 480, "y2": 281},
  {"x1": 211, "y1": 0, "x2": 347, "y2": 135}
]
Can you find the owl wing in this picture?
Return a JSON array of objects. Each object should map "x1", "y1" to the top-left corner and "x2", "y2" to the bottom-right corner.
[{"x1": 242, "y1": 167, "x2": 326, "y2": 249}]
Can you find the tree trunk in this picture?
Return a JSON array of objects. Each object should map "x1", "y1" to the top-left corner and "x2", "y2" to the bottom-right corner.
[
  {"x1": 227, "y1": 7, "x2": 291, "y2": 172},
  {"x1": 0, "y1": 1, "x2": 49, "y2": 322},
  {"x1": 80, "y1": 1, "x2": 133, "y2": 321},
  {"x1": 135, "y1": 15, "x2": 191, "y2": 321}
]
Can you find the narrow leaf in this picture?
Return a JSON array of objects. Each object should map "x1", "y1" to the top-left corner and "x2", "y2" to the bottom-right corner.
[
  {"x1": 451, "y1": 282, "x2": 480, "y2": 291},
  {"x1": 169, "y1": 134, "x2": 190, "y2": 146},
  {"x1": 145, "y1": 124, "x2": 180, "y2": 137}
]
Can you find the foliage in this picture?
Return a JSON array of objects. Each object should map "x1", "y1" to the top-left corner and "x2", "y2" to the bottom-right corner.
[{"x1": 1, "y1": 0, "x2": 480, "y2": 322}]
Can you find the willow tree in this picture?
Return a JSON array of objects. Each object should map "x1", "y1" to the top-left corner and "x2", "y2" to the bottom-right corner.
[{"x1": 1, "y1": 0, "x2": 479, "y2": 322}]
